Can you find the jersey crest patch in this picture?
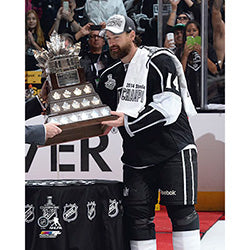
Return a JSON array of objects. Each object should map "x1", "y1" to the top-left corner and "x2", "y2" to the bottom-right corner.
[{"x1": 104, "y1": 74, "x2": 116, "y2": 90}]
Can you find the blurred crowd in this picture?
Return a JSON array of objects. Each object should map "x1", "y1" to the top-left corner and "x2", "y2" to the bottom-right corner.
[{"x1": 25, "y1": 0, "x2": 225, "y2": 107}]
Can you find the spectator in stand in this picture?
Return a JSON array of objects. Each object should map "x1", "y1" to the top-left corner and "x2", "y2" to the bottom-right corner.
[
  {"x1": 164, "y1": 0, "x2": 185, "y2": 59},
  {"x1": 25, "y1": 9, "x2": 45, "y2": 71},
  {"x1": 25, "y1": 0, "x2": 32, "y2": 12},
  {"x1": 76, "y1": 23, "x2": 116, "y2": 89},
  {"x1": 164, "y1": 23, "x2": 185, "y2": 60},
  {"x1": 49, "y1": 0, "x2": 89, "y2": 55},
  {"x1": 49, "y1": 0, "x2": 89, "y2": 36},
  {"x1": 61, "y1": 32, "x2": 75, "y2": 47},
  {"x1": 31, "y1": 0, "x2": 61, "y2": 41},
  {"x1": 180, "y1": 0, "x2": 200, "y2": 22},
  {"x1": 176, "y1": 11, "x2": 192, "y2": 24},
  {"x1": 162, "y1": 0, "x2": 197, "y2": 28},
  {"x1": 85, "y1": 0, "x2": 127, "y2": 25},
  {"x1": 125, "y1": 0, "x2": 158, "y2": 46},
  {"x1": 123, "y1": 0, "x2": 141, "y2": 17},
  {"x1": 181, "y1": 20, "x2": 218, "y2": 107},
  {"x1": 211, "y1": 0, "x2": 225, "y2": 71},
  {"x1": 183, "y1": 0, "x2": 225, "y2": 48}
]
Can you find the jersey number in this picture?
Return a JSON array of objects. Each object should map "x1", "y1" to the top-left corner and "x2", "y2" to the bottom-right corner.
[{"x1": 166, "y1": 73, "x2": 179, "y2": 92}]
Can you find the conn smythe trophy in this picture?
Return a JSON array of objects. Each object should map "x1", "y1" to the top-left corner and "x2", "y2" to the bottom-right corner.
[{"x1": 34, "y1": 31, "x2": 116, "y2": 146}]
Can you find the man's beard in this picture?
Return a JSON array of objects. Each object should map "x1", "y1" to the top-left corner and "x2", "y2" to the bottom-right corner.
[{"x1": 109, "y1": 43, "x2": 131, "y2": 60}]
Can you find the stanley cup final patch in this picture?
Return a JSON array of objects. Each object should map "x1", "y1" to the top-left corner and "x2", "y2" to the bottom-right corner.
[
  {"x1": 104, "y1": 74, "x2": 116, "y2": 90},
  {"x1": 87, "y1": 201, "x2": 96, "y2": 221},
  {"x1": 37, "y1": 196, "x2": 62, "y2": 238},
  {"x1": 63, "y1": 203, "x2": 78, "y2": 223}
]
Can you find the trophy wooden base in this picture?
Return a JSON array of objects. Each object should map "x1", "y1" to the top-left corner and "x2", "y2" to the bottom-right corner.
[{"x1": 43, "y1": 115, "x2": 117, "y2": 146}]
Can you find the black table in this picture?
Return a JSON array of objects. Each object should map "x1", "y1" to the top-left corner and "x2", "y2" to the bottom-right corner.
[{"x1": 25, "y1": 180, "x2": 128, "y2": 250}]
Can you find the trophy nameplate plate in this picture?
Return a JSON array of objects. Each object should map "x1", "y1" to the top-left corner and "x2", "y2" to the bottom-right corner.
[
  {"x1": 49, "y1": 68, "x2": 86, "y2": 90},
  {"x1": 56, "y1": 69, "x2": 80, "y2": 87}
]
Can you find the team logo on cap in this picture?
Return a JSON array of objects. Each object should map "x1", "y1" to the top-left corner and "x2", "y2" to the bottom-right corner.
[
  {"x1": 108, "y1": 199, "x2": 119, "y2": 218},
  {"x1": 107, "y1": 16, "x2": 123, "y2": 28},
  {"x1": 63, "y1": 203, "x2": 78, "y2": 222},
  {"x1": 87, "y1": 201, "x2": 96, "y2": 221},
  {"x1": 25, "y1": 204, "x2": 35, "y2": 223}
]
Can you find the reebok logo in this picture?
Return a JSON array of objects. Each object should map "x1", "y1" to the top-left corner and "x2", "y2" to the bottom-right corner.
[{"x1": 160, "y1": 190, "x2": 176, "y2": 196}]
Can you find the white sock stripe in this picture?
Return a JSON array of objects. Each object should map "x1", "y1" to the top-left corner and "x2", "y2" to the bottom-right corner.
[
  {"x1": 189, "y1": 149, "x2": 195, "y2": 204},
  {"x1": 130, "y1": 239, "x2": 157, "y2": 250},
  {"x1": 172, "y1": 229, "x2": 200, "y2": 250},
  {"x1": 181, "y1": 150, "x2": 187, "y2": 205}
]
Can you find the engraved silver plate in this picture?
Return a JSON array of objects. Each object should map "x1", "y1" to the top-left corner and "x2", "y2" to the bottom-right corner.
[
  {"x1": 73, "y1": 87, "x2": 82, "y2": 96},
  {"x1": 52, "y1": 92, "x2": 61, "y2": 100},
  {"x1": 83, "y1": 85, "x2": 92, "y2": 94},
  {"x1": 63, "y1": 90, "x2": 72, "y2": 98},
  {"x1": 72, "y1": 100, "x2": 80, "y2": 109},
  {"x1": 91, "y1": 110, "x2": 100, "y2": 118},
  {"x1": 52, "y1": 104, "x2": 61, "y2": 112},
  {"x1": 56, "y1": 69, "x2": 80, "y2": 87},
  {"x1": 70, "y1": 114, "x2": 79, "y2": 122},
  {"x1": 81, "y1": 98, "x2": 90, "y2": 107},
  {"x1": 100, "y1": 107, "x2": 110, "y2": 116},
  {"x1": 91, "y1": 96, "x2": 100, "y2": 105},
  {"x1": 62, "y1": 102, "x2": 71, "y2": 110}
]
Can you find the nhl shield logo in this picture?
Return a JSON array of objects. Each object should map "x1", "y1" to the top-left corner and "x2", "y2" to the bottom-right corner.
[
  {"x1": 108, "y1": 199, "x2": 119, "y2": 218},
  {"x1": 87, "y1": 201, "x2": 96, "y2": 221},
  {"x1": 104, "y1": 74, "x2": 116, "y2": 90},
  {"x1": 25, "y1": 204, "x2": 35, "y2": 223},
  {"x1": 63, "y1": 203, "x2": 78, "y2": 223}
]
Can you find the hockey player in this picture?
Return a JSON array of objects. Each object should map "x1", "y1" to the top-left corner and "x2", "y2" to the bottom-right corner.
[{"x1": 98, "y1": 14, "x2": 200, "y2": 250}]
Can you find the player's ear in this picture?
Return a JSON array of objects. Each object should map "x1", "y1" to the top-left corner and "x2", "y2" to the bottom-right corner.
[{"x1": 129, "y1": 30, "x2": 136, "y2": 42}]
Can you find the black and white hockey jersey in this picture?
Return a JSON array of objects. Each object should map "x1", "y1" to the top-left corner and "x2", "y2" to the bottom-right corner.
[{"x1": 98, "y1": 47, "x2": 196, "y2": 167}]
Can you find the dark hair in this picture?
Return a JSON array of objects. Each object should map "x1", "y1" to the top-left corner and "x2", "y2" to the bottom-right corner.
[
  {"x1": 133, "y1": 35, "x2": 142, "y2": 47},
  {"x1": 183, "y1": 20, "x2": 200, "y2": 42},
  {"x1": 125, "y1": 30, "x2": 142, "y2": 47},
  {"x1": 61, "y1": 33, "x2": 75, "y2": 44}
]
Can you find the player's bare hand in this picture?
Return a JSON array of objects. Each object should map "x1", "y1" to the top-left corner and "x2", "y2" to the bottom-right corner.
[{"x1": 101, "y1": 111, "x2": 124, "y2": 127}]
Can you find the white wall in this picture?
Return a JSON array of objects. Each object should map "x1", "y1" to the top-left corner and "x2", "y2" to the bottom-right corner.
[{"x1": 190, "y1": 113, "x2": 225, "y2": 192}]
